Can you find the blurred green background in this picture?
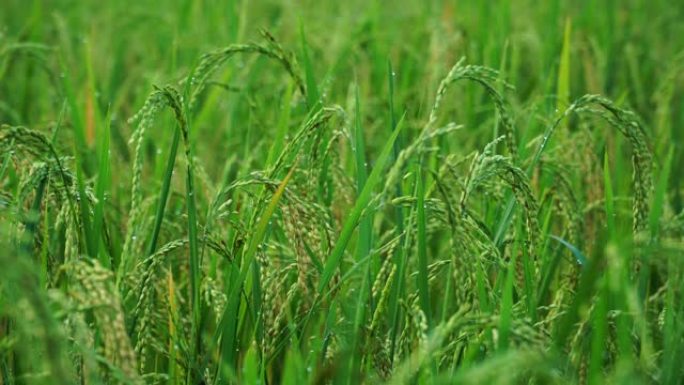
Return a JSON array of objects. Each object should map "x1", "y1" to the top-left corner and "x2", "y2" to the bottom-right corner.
[{"x1": 3, "y1": 0, "x2": 683, "y2": 205}]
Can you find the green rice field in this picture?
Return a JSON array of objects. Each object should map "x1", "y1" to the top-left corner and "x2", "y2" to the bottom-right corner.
[{"x1": 1, "y1": 1, "x2": 684, "y2": 384}]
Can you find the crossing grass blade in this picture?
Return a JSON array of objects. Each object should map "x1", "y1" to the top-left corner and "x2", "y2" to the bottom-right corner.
[
  {"x1": 589, "y1": 278, "x2": 609, "y2": 385},
  {"x1": 185, "y1": 132, "x2": 202, "y2": 384},
  {"x1": 557, "y1": 18, "x2": 572, "y2": 113},
  {"x1": 415, "y1": 162, "x2": 431, "y2": 327},
  {"x1": 61, "y1": 63, "x2": 97, "y2": 258},
  {"x1": 604, "y1": 150, "x2": 616, "y2": 237},
  {"x1": 354, "y1": 86, "x2": 371, "y2": 264},
  {"x1": 386, "y1": 59, "x2": 407, "y2": 364},
  {"x1": 266, "y1": 82, "x2": 294, "y2": 167},
  {"x1": 346, "y1": 86, "x2": 373, "y2": 382},
  {"x1": 316, "y1": 114, "x2": 405, "y2": 296},
  {"x1": 218, "y1": 164, "x2": 295, "y2": 374},
  {"x1": 299, "y1": 22, "x2": 320, "y2": 111},
  {"x1": 499, "y1": 238, "x2": 517, "y2": 351},
  {"x1": 92, "y1": 108, "x2": 112, "y2": 267},
  {"x1": 146, "y1": 126, "x2": 181, "y2": 258}
]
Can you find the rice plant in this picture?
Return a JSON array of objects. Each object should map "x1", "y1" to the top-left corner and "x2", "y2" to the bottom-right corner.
[{"x1": 1, "y1": 1, "x2": 684, "y2": 384}]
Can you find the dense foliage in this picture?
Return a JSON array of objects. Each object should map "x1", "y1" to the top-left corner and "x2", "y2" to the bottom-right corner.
[{"x1": 1, "y1": 1, "x2": 684, "y2": 384}]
